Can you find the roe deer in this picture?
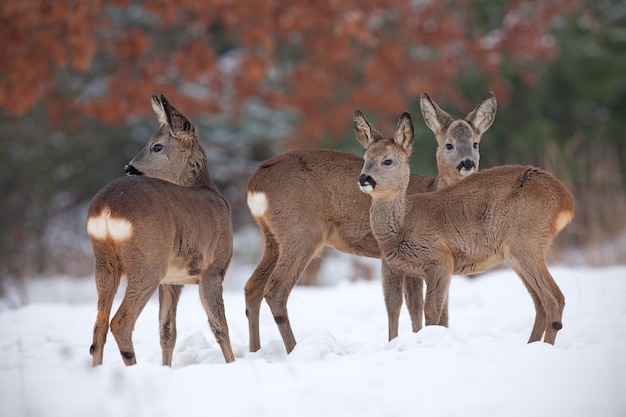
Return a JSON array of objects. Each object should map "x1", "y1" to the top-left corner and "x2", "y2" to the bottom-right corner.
[
  {"x1": 357, "y1": 110, "x2": 574, "y2": 344},
  {"x1": 245, "y1": 92, "x2": 497, "y2": 353},
  {"x1": 87, "y1": 94, "x2": 235, "y2": 366}
]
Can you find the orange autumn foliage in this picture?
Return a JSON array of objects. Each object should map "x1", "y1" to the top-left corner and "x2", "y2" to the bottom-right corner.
[{"x1": 0, "y1": 0, "x2": 579, "y2": 146}]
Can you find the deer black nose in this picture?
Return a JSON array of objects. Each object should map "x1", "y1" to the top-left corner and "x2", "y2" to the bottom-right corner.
[
  {"x1": 458, "y1": 159, "x2": 475, "y2": 170},
  {"x1": 358, "y1": 174, "x2": 376, "y2": 187},
  {"x1": 124, "y1": 164, "x2": 142, "y2": 176}
]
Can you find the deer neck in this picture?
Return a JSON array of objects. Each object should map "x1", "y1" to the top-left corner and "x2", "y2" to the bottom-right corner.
[
  {"x1": 191, "y1": 169, "x2": 218, "y2": 190},
  {"x1": 369, "y1": 191, "x2": 407, "y2": 249},
  {"x1": 178, "y1": 146, "x2": 218, "y2": 190},
  {"x1": 433, "y1": 174, "x2": 455, "y2": 190}
]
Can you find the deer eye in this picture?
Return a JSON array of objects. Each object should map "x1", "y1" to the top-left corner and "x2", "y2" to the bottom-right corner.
[
  {"x1": 445, "y1": 144, "x2": 454, "y2": 150},
  {"x1": 153, "y1": 144, "x2": 163, "y2": 152},
  {"x1": 473, "y1": 142, "x2": 479, "y2": 149},
  {"x1": 383, "y1": 159, "x2": 392, "y2": 166}
]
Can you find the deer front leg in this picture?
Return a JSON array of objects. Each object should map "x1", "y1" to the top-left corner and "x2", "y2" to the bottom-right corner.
[
  {"x1": 423, "y1": 262, "x2": 453, "y2": 327},
  {"x1": 438, "y1": 292, "x2": 449, "y2": 327},
  {"x1": 381, "y1": 260, "x2": 404, "y2": 341},
  {"x1": 159, "y1": 284, "x2": 183, "y2": 366},
  {"x1": 403, "y1": 275, "x2": 424, "y2": 333}
]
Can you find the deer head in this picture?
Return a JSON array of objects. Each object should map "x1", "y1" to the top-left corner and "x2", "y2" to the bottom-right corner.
[
  {"x1": 420, "y1": 92, "x2": 497, "y2": 186},
  {"x1": 356, "y1": 109, "x2": 414, "y2": 200},
  {"x1": 125, "y1": 94, "x2": 208, "y2": 187}
]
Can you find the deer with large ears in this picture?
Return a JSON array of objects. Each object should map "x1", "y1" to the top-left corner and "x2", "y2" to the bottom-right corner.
[
  {"x1": 357, "y1": 110, "x2": 574, "y2": 344},
  {"x1": 421, "y1": 92, "x2": 497, "y2": 188},
  {"x1": 87, "y1": 94, "x2": 235, "y2": 366},
  {"x1": 245, "y1": 93, "x2": 497, "y2": 353}
]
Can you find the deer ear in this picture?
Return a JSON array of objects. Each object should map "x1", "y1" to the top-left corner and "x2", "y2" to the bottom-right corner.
[
  {"x1": 420, "y1": 93, "x2": 453, "y2": 137},
  {"x1": 151, "y1": 94, "x2": 168, "y2": 125},
  {"x1": 353, "y1": 109, "x2": 384, "y2": 148},
  {"x1": 466, "y1": 91, "x2": 497, "y2": 134},
  {"x1": 160, "y1": 94, "x2": 196, "y2": 140},
  {"x1": 394, "y1": 112, "x2": 414, "y2": 153}
]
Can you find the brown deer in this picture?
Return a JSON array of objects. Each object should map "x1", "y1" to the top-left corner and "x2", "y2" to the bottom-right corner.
[
  {"x1": 87, "y1": 94, "x2": 235, "y2": 366},
  {"x1": 357, "y1": 110, "x2": 574, "y2": 344},
  {"x1": 245, "y1": 92, "x2": 497, "y2": 353}
]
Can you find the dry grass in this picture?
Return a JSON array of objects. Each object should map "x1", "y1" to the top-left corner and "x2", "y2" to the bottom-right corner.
[{"x1": 543, "y1": 139, "x2": 626, "y2": 265}]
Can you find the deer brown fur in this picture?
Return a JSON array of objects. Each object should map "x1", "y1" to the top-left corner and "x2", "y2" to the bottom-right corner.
[
  {"x1": 87, "y1": 94, "x2": 235, "y2": 366},
  {"x1": 357, "y1": 110, "x2": 574, "y2": 345},
  {"x1": 245, "y1": 93, "x2": 497, "y2": 353}
]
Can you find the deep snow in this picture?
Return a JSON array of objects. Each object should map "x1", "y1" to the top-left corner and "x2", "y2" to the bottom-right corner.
[{"x1": 1, "y1": 260, "x2": 625, "y2": 417}]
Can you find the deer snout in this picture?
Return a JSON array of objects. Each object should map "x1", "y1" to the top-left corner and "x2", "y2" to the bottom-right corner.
[
  {"x1": 358, "y1": 174, "x2": 376, "y2": 193},
  {"x1": 124, "y1": 164, "x2": 143, "y2": 176},
  {"x1": 457, "y1": 159, "x2": 476, "y2": 176}
]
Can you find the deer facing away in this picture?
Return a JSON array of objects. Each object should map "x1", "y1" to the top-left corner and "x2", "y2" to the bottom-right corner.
[
  {"x1": 357, "y1": 110, "x2": 574, "y2": 344},
  {"x1": 245, "y1": 92, "x2": 497, "y2": 353},
  {"x1": 87, "y1": 94, "x2": 235, "y2": 366}
]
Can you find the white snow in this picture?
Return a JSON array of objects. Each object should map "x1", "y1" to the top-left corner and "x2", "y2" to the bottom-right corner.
[{"x1": 1, "y1": 262, "x2": 625, "y2": 417}]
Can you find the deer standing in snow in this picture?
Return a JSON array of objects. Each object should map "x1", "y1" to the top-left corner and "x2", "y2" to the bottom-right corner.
[
  {"x1": 87, "y1": 95, "x2": 235, "y2": 366},
  {"x1": 357, "y1": 110, "x2": 574, "y2": 344},
  {"x1": 245, "y1": 93, "x2": 497, "y2": 353}
]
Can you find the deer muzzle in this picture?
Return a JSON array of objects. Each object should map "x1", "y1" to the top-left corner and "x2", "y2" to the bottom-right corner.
[
  {"x1": 124, "y1": 164, "x2": 143, "y2": 176},
  {"x1": 358, "y1": 174, "x2": 376, "y2": 193},
  {"x1": 457, "y1": 159, "x2": 476, "y2": 176}
]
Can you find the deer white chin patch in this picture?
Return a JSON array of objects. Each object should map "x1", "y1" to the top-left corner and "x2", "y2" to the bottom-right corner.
[
  {"x1": 459, "y1": 168, "x2": 475, "y2": 177},
  {"x1": 247, "y1": 191, "x2": 268, "y2": 217},
  {"x1": 359, "y1": 183, "x2": 373, "y2": 193},
  {"x1": 87, "y1": 209, "x2": 133, "y2": 241}
]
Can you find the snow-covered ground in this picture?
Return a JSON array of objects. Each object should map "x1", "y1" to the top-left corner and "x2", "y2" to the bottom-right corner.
[{"x1": 1, "y1": 260, "x2": 625, "y2": 417}]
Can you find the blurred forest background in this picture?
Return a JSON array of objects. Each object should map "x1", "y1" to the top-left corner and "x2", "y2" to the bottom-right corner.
[{"x1": 1, "y1": 0, "x2": 625, "y2": 296}]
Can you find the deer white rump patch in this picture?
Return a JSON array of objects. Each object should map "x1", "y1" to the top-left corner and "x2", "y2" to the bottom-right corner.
[
  {"x1": 554, "y1": 209, "x2": 574, "y2": 234},
  {"x1": 247, "y1": 191, "x2": 268, "y2": 217},
  {"x1": 87, "y1": 209, "x2": 133, "y2": 241}
]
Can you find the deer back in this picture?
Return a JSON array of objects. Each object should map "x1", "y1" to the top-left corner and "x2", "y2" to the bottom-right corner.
[{"x1": 401, "y1": 165, "x2": 574, "y2": 274}]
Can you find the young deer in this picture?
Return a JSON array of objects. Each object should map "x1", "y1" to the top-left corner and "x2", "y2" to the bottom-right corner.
[
  {"x1": 245, "y1": 93, "x2": 497, "y2": 353},
  {"x1": 87, "y1": 95, "x2": 235, "y2": 366},
  {"x1": 357, "y1": 111, "x2": 574, "y2": 344}
]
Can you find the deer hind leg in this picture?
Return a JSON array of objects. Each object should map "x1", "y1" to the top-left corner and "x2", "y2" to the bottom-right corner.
[
  {"x1": 199, "y1": 268, "x2": 235, "y2": 363},
  {"x1": 403, "y1": 275, "x2": 424, "y2": 333},
  {"x1": 159, "y1": 284, "x2": 183, "y2": 366},
  {"x1": 512, "y1": 255, "x2": 564, "y2": 345},
  {"x1": 512, "y1": 267, "x2": 546, "y2": 343},
  {"x1": 382, "y1": 260, "x2": 404, "y2": 341},
  {"x1": 90, "y1": 244, "x2": 122, "y2": 366},
  {"x1": 244, "y1": 223, "x2": 278, "y2": 352},
  {"x1": 536, "y1": 263, "x2": 565, "y2": 344},
  {"x1": 110, "y1": 266, "x2": 161, "y2": 366},
  {"x1": 264, "y1": 239, "x2": 321, "y2": 354}
]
